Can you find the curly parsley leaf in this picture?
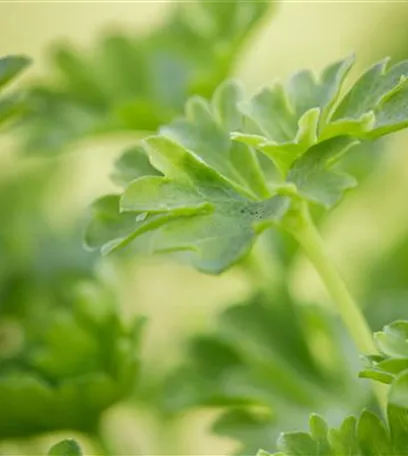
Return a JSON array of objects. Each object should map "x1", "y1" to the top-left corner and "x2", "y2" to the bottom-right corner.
[
  {"x1": 236, "y1": 56, "x2": 408, "y2": 169},
  {"x1": 20, "y1": 0, "x2": 274, "y2": 154},
  {"x1": 86, "y1": 133, "x2": 289, "y2": 274},
  {"x1": 259, "y1": 396, "x2": 408, "y2": 456},
  {"x1": 87, "y1": 55, "x2": 408, "y2": 272},
  {"x1": 360, "y1": 321, "x2": 408, "y2": 385}
]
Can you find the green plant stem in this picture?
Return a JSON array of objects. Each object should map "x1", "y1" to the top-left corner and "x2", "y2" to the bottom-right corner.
[{"x1": 288, "y1": 205, "x2": 387, "y2": 411}]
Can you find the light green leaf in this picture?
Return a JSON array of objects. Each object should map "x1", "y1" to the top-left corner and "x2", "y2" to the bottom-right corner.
[
  {"x1": 331, "y1": 59, "x2": 408, "y2": 121},
  {"x1": 89, "y1": 134, "x2": 288, "y2": 272},
  {"x1": 286, "y1": 136, "x2": 358, "y2": 208},
  {"x1": 327, "y1": 59, "x2": 408, "y2": 138},
  {"x1": 48, "y1": 439, "x2": 82, "y2": 456},
  {"x1": 389, "y1": 370, "x2": 408, "y2": 410},
  {"x1": 160, "y1": 92, "x2": 269, "y2": 198},
  {"x1": 234, "y1": 55, "x2": 354, "y2": 175},
  {"x1": 89, "y1": 56, "x2": 408, "y2": 272},
  {"x1": 213, "y1": 79, "x2": 246, "y2": 132},
  {"x1": 277, "y1": 431, "x2": 318, "y2": 456},
  {"x1": 287, "y1": 54, "x2": 355, "y2": 125},
  {"x1": 111, "y1": 146, "x2": 161, "y2": 187},
  {"x1": 150, "y1": 196, "x2": 288, "y2": 274},
  {"x1": 84, "y1": 194, "x2": 185, "y2": 255},
  {"x1": 374, "y1": 321, "x2": 408, "y2": 358},
  {"x1": 328, "y1": 416, "x2": 358, "y2": 456},
  {"x1": 357, "y1": 410, "x2": 390, "y2": 456},
  {"x1": 121, "y1": 176, "x2": 210, "y2": 213},
  {"x1": 359, "y1": 367, "x2": 394, "y2": 385}
]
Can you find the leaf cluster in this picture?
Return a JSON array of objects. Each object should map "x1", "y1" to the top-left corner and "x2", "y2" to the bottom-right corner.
[
  {"x1": 259, "y1": 319, "x2": 408, "y2": 456},
  {"x1": 86, "y1": 55, "x2": 408, "y2": 274}
]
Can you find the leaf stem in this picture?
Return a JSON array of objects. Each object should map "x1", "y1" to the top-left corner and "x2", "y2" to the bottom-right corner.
[{"x1": 287, "y1": 204, "x2": 387, "y2": 411}]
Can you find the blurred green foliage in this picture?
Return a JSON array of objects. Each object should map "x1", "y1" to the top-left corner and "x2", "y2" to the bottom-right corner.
[
  {"x1": 162, "y1": 287, "x2": 363, "y2": 454},
  {"x1": 19, "y1": 0, "x2": 273, "y2": 155}
]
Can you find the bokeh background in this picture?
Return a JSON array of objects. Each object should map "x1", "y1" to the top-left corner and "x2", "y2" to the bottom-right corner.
[{"x1": 1, "y1": 1, "x2": 408, "y2": 455}]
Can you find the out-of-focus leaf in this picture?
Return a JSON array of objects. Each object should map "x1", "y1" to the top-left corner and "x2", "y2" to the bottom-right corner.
[
  {"x1": 0, "y1": 167, "x2": 143, "y2": 439},
  {"x1": 20, "y1": 1, "x2": 274, "y2": 154},
  {"x1": 162, "y1": 289, "x2": 365, "y2": 454},
  {"x1": 0, "y1": 278, "x2": 143, "y2": 438},
  {"x1": 48, "y1": 439, "x2": 82, "y2": 456},
  {"x1": 0, "y1": 55, "x2": 30, "y2": 127},
  {"x1": 0, "y1": 55, "x2": 30, "y2": 90}
]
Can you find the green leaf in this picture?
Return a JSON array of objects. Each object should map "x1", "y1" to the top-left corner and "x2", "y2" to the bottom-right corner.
[
  {"x1": 48, "y1": 439, "x2": 82, "y2": 456},
  {"x1": 266, "y1": 405, "x2": 406, "y2": 456},
  {"x1": 161, "y1": 88, "x2": 270, "y2": 199},
  {"x1": 287, "y1": 54, "x2": 355, "y2": 124},
  {"x1": 357, "y1": 410, "x2": 390, "y2": 456},
  {"x1": 328, "y1": 416, "x2": 358, "y2": 456},
  {"x1": 121, "y1": 176, "x2": 210, "y2": 213},
  {"x1": 0, "y1": 55, "x2": 30, "y2": 90},
  {"x1": 111, "y1": 146, "x2": 161, "y2": 187},
  {"x1": 359, "y1": 367, "x2": 394, "y2": 385},
  {"x1": 84, "y1": 194, "x2": 188, "y2": 255},
  {"x1": 360, "y1": 359, "x2": 408, "y2": 385},
  {"x1": 233, "y1": 55, "x2": 354, "y2": 174},
  {"x1": 388, "y1": 371, "x2": 408, "y2": 455},
  {"x1": 286, "y1": 136, "x2": 359, "y2": 208},
  {"x1": 277, "y1": 431, "x2": 318, "y2": 456},
  {"x1": 0, "y1": 55, "x2": 30, "y2": 128},
  {"x1": 375, "y1": 321, "x2": 408, "y2": 358},
  {"x1": 111, "y1": 135, "x2": 288, "y2": 273},
  {"x1": 89, "y1": 56, "x2": 408, "y2": 272},
  {"x1": 163, "y1": 289, "x2": 356, "y2": 454},
  {"x1": 232, "y1": 108, "x2": 320, "y2": 177},
  {"x1": 150, "y1": 197, "x2": 288, "y2": 274},
  {"x1": 359, "y1": 320, "x2": 408, "y2": 390}
]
